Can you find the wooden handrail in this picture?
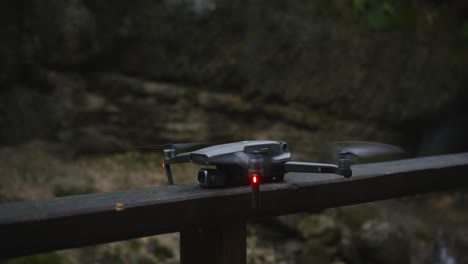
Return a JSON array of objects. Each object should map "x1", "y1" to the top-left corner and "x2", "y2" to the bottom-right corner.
[{"x1": 1, "y1": 152, "x2": 468, "y2": 259}]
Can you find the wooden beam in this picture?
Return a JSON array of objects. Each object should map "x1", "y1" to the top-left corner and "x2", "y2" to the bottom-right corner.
[
  {"x1": 180, "y1": 221, "x2": 246, "y2": 264},
  {"x1": 1, "y1": 152, "x2": 468, "y2": 258}
]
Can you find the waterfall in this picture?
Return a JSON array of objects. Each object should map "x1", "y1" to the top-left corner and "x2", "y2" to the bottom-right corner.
[{"x1": 436, "y1": 230, "x2": 456, "y2": 264}]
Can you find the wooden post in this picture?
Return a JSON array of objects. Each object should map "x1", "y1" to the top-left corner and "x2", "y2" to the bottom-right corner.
[{"x1": 180, "y1": 221, "x2": 246, "y2": 264}]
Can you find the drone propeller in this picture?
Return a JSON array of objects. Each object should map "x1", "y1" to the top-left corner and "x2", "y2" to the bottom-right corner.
[
  {"x1": 129, "y1": 142, "x2": 207, "y2": 151},
  {"x1": 332, "y1": 141, "x2": 406, "y2": 158},
  {"x1": 285, "y1": 141, "x2": 405, "y2": 179},
  {"x1": 127, "y1": 142, "x2": 207, "y2": 186}
]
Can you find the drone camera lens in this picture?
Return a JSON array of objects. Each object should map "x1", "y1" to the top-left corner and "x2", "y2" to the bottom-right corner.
[
  {"x1": 198, "y1": 169, "x2": 226, "y2": 187},
  {"x1": 282, "y1": 143, "x2": 289, "y2": 152},
  {"x1": 197, "y1": 170, "x2": 208, "y2": 184}
]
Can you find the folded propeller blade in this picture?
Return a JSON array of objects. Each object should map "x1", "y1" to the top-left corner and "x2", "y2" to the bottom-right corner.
[{"x1": 129, "y1": 142, "x2": 207, "y2": 151}]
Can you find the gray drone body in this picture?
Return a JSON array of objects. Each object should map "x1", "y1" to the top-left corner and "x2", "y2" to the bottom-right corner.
[
  {"x1": 159, "y1": 140, "x2": 404, "y2": 208},
  {"x1": 163, "y1": 140, "x2": 355, "y2": 187},
  {"x1": 190, "y1": 140, "x2": 291, "y2": 165},
  {"x1": 190, "y1": 140, "x2": 292, "y2": 187}
]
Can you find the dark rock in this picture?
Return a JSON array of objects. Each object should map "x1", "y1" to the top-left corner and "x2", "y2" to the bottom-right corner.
[
  {"x1": 355, "y1": 220, "x2": 411, "y2": 264},
  {"x1": 1, "y1": 0, "x2": 467, "y2": 156},
  {"x1": 298, "y1": 214, "x2": 340, "y2": 244},
  {"x1": 0, "y1": 71, "x2": 86, "y2": 145},
  {"x1": 31, "y1": 0, "x2": 99, "y2": 66}
]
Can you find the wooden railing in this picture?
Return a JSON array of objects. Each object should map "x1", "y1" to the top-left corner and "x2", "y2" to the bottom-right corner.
[{"x1": 1, "y1": 152, "x2": 468, "y2": 263}]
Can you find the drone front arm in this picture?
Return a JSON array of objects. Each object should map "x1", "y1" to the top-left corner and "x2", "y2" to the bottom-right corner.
[
  {"x1": 170, "y1": 152, "x2": 192, "y2": 164},
  {"x1": 162, "y1": 151, "x2": 192, "y2": 185},
  {"x1": 284, "y1": 161, "x2": 337, "y2": 174}
]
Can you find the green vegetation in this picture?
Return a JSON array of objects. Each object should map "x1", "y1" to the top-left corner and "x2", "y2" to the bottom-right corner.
[
  {"x1": 3, "y1": 252, "x2": 67, "y2": 264},
  {"x1": 1, "y1": 1, "x2": 468, "y2": 263},
  {"x1": 354, "y1": 0, "x2": 396, "y2": 28}
]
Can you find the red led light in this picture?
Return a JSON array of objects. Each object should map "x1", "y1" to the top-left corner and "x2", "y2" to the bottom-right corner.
[{"x1": 251, "y1": 173, "x2": 259, "y2": 184}]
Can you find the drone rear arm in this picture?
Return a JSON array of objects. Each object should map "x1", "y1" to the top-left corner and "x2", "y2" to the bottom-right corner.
[
  {"x1": 284, "y1": 161, "x2": 337, "y2": 173},
  {"x1": 284, "y1": 161, "x2": 352, "y2": 177}
]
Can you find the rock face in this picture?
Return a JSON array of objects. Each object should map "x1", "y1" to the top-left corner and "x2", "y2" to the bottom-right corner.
[
  {"x1": 280, "y1": 208, "x2": 413, "y2": 264},
  {"x1": 1, "y1": 3, "x2": 468, "y2": 263},
  {"x1": 1, "y1": 0, "x2": 468, "y2": 154},
  {"x1": 355, "y1": 220, "x2": 410, "y2": 264}
]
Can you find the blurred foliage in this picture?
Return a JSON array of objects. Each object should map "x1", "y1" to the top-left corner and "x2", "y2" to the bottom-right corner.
[
  {"x1": 1, "y1": 0, "x2": 468, "y2": 154},
  {"x1": 354, "y1": 0, "x2": 396, "y2": 28},
  {"x1": 1, "y1": 1, "x2": 468, "y2": 263},
  {"x1": 462, "y1": 21, "x2": 468, "y2": 38},
  {"x1": 53, "y1": 182, "x2": 95, "y2": 197},
  {"x1": 147, "y1": 239, "x2": 174, "y2": 260},
  {"x1": 2, "y1": 252, "x2": 67, "y2": 264}
]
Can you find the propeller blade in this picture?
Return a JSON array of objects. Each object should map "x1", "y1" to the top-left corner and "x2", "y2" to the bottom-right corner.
[
  {"x1": 170, "y1": 142, "x2": 208, "y2": 149},
  {"x1": 129, "y1": 142, "x2": 207, "y2": 151},
  {"x1": 333, "y1": 141, "x2": 406, "y2": 158}
]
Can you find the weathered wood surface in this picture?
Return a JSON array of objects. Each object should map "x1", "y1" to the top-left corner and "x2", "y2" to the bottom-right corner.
[
  {"x1": 180, "y1": 221, "x2": 246, "y2": 264},
  {"x1": 1, "y1": 152, "x2": 468, "y2": 258}
]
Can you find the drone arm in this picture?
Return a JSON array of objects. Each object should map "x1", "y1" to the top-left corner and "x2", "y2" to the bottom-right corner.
[
  {"x1": 284, "y1": 161, "x2": 337, "y2": 174},
  {"x1": 284, "y1": 161, "x2": 352, "y2": 177},
  {"x1": 170, "y1": 152, "x2": 192, "y2": 164}
]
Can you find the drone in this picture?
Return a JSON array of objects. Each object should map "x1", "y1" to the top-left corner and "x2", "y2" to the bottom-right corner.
[{"x1": 138, "y1": 140, "x2": 404, "y2": 208}]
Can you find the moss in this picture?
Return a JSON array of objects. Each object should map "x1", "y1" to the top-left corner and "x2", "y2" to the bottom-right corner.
[
  {"x1": 355, "y1": 220, "x2": 411, "y2": 264},
  {"x1": 336, "y1": 205, "x2": 381, "y2": 231},
  {"x1": 53, "y1": 183, "x2": 95, "y2": 197},
  {"x1": 147, "y1": 239, "x2": 174, "y2": 260},
  {"x1": 462, "y1": 21, "x2": 468, "y2": 39},
  {"x1": 297, "y1": 214, "x2": 340, "y2": 244},
  {"x1": 99, "y1": 251, "x2": 124, "y2": 264},
  {"x1": 299, "y1": 239, "x2": 338, "y2": 264},
  {"x1": 3, "y1": 252, "x2": 67, "y2": 264},
  {"x1": 354, "y1": 0, "x2": 397, "y2": 28},
  {"x1": 128, "y1": 239, "x2": 142, "y2": 251}
]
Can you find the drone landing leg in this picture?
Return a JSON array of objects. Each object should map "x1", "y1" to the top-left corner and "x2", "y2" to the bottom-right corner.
[
  {"x1": 251, "y1": 179, "x2": 260, "y2": 209},
  {"x1": 164, "y1": 163, "x2": 174, "y2": 185},
  {"x1": 249, "y1": 172, "x2": 264, "y2": 209},
  {"x1": 163, "y1": 149, "x2": 177, "y2": 185}
]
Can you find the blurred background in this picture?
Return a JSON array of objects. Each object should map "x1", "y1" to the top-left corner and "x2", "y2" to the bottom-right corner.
[{"x1": 1, "y1": 0, "x2": 468, "y2": 263}]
